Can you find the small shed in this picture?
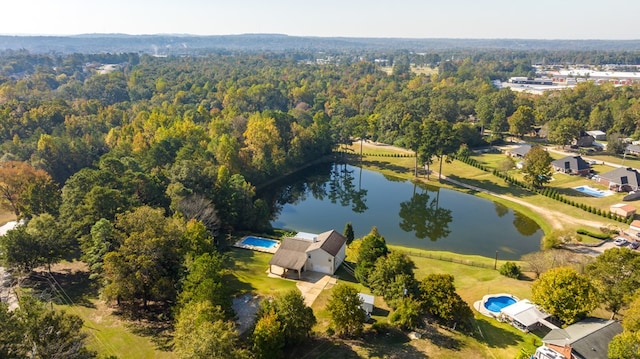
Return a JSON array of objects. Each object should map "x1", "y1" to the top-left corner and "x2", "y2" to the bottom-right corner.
[
  {"x1": 358, "y1": 293, "x2": 375, "y2": 315},
  {"x1": 630, "y1": 220, "x2": 640, "y2": 232},
  {"x1": 610, "y1": 203, "x2": 637, "y2": 218}
]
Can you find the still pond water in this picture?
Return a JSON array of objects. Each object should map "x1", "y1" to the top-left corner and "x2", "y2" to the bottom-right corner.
[{"x1": 261, "y1": 163, "x2": 542, "y2": 260}]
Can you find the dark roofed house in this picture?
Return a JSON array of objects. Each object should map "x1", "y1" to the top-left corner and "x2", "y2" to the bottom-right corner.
[
  {"x1": 572, "y1": 134, "x2": 595, "y2": 148},
  {"x1": 538, "y1": 318, "x2": 622, "y2": 359},
  {"x1": 507, "y1": 144, "x2": 532, "y2": 158},
  {"x1": 597, "y1": 167, "x2": 640, "y2": 192},
  {"x1": 551, "y1": 156, "x2": 591, "y2": 176},
  {"x1": 269, "y1": 230, "x2": 346, "y2": 279}
]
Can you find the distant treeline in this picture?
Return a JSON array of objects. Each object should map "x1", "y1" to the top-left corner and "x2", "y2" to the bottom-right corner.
[{"x1": 2, "y1": 34, "x2": 640, "y2": 64}]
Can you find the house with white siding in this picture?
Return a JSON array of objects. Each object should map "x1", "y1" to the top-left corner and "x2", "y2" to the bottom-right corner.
[{"x1": 269, "y1": 230, "x2": 347, "y2": 279}]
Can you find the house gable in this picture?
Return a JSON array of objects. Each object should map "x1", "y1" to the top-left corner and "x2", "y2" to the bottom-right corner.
[{"x1": 551, "y1": 155, "x2": 590, "y2": 174}]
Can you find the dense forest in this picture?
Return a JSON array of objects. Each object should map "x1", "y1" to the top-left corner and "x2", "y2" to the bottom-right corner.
[{"x1": 1, "y1": 46, "x2": 640, "y2": 357}]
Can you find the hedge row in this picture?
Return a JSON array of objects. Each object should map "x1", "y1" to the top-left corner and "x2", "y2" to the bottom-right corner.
[
  {"x1": 334, "y1": 149, "x2": 413, "y2": 158},
  {"x1": 576, "y1": 228, "x2": 611, "y2": 239},
  {"x1": 456, "y1": 155, "x2": 633, "y2": 225}
]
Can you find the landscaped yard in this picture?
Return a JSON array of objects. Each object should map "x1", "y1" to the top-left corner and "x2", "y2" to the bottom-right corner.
[{"x1": 308, "y1": 246, "x2": 540, "y2": 359}]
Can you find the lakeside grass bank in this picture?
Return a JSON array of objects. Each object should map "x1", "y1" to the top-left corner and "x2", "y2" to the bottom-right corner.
[{"x1": 343, "y1": 142, "x2": 622, "y2": 238}]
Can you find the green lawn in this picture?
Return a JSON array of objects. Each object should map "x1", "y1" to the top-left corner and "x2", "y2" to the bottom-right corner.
[
  {"x1": 309, "y1": 246, "x2": 540, "y2": 359},
  {"x1": 225, "y1": 247, "x2": 298, "y2": 296},
  {"x1": 57, "y1": 301, "x2": 176, "y2": 359},
  {"x1": 48, "y1": 261, "x2": 176, "y2": 359}
]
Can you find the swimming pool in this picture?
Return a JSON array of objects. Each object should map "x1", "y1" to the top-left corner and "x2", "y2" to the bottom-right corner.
[
  {"x1": 483, "y1": 295, "x2": 517, "y2": 313},
  {"x1": 239, "y1": 236, "x2": 279, "y2": 249},
  {"x1": 573, "y1": 185, "x2": 613, "y2": 198}
]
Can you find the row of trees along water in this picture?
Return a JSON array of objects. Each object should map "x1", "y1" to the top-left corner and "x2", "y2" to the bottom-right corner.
[{"x1": 1, "y1": 50, "x2": 640, "y2": 356}]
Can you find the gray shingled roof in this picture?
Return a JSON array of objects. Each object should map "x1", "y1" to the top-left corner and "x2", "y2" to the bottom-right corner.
[
  {"x1": 626, "y1": 144, "x2": 640, "y2": 153},
  {"x1": 307, "y1": 230, "x2": 346, "y2": 256},
  {"x1": 600, "y1": 167, "x2": 640, "y2": 189},
  {"x1": 269, "y1": 229, "x2": 346, "y2": 271},
  {"x1": 509, "y1": 144, "x2": 532, "y2": 157},
  {"x1": 268, "y1": 237, "x2": 311, "y2": 270},
  {"x1": 543, "y1": 318, "x2": 622, "y2": 359},
  {"x1": 551, "y1": 155, "x2": 591, "y2": 171}
]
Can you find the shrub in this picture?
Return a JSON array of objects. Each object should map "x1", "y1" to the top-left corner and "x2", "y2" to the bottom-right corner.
[
  {"x1": 576, "y1": 229, "x2": 610, "y2": 240},
  {"x1": 499, "y1": 261, "x2": 521, "y2": 279}
]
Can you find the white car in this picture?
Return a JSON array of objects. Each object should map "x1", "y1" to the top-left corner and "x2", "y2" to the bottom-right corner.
[{"x1": 613, "y1": 237, "x2": 628, "y2": 246}]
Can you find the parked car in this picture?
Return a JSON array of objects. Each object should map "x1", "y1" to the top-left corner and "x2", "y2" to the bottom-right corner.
[
  {"x1": 629, "y1": 241, "x2": 640, "y2": 250},
  {"x1": 614, "y1": 237, "x2": 628, "y2": 246}
]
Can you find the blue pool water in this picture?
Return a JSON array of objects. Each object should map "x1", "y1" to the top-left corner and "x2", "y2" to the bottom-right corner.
[
  {"x1": 573, "y1": 185, "x2": 612, "y2": 198},
  {"x1": 241, "y1": 236, "x2": 279, "y2": 249},
  {"x1": 484, "y1": 296, "x2": 517, "y2": 313}
]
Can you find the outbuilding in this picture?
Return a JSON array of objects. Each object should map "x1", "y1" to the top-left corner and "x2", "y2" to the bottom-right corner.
[
  {"x1": 610, "y1": 203, "x2": 636, "y2": 218},
  {"x1": 358, "y1": 293, "x2": 375, "y2": 315}
]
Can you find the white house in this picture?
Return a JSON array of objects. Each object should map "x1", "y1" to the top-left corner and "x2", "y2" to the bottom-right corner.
[{"x1": 268, "y1": 230, "x2": 347, "y2": 278}]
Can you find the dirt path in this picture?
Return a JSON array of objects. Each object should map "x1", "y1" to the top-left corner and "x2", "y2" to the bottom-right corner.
[{"x1": 439, "y1": 174, "x2": 606, "y2": 231}]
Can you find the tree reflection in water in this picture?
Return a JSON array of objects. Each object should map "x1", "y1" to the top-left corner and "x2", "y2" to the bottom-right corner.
[
  {"x1": 261, "y1": 161, "x2": 368, "y2": 220},
  {"x1": 328, "y1": 163, "x2": 368, "y2": 213},
  {"x1": 398, "y1": 183, "x2": 453, "y2": 241},
  {"x1": 513, "y1": 211, "x2": 539, "y2": 236}
]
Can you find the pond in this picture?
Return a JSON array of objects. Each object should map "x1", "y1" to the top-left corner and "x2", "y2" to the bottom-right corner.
[{"x1": 260, "y1": 162, "x2": 543, "y2": 260}]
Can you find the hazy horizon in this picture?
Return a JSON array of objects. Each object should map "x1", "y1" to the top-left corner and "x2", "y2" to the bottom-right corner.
[
  {"x1": 3, "y1": 0, "x2": 639, "y2": 40},
  {"x1": 1, "y1": 32, "x2": 639, "y2": 41}
]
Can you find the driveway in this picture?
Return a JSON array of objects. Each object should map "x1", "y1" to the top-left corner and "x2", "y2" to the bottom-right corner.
[
  {"x1": 294, "y1": 272, "x2": 337, "y2": 307},
  {"x1": 268, "y1": 268, "x2": 337, "y2": 307}
]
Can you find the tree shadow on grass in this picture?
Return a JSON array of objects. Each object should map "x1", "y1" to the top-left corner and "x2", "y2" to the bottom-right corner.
[
  {"x1": 285, "y1": 337, "x2": 361, "y2": 359},
  {"x1": 421, "y1": 324, "x2": 463, "y2": 351},
  {"x1": 358, "y1": 327, "x2": 429, "y2": 359},
  {"x1": 472, "y1": 317, "x2": 524, "y2": 348},
  {"x1": 334, "y1": 263, "x2": 358, "y2": 284},
  {"x1": 115, "y1": 304, "x2": 174, "y2": 352},
  {"x1": 224, "y1": 248, "x2": 259, "y2": 294},
  {"x1": 28, "y1": 266, "x2": 97, "y2": 308},
  {"x1": 357, "y1": 159, "x2": 414, "y2": 176}
]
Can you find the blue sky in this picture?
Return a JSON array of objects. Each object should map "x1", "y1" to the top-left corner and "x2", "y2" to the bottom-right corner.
[{"x1": 3, "y1": 0, "x2": 639, "y2": 39}]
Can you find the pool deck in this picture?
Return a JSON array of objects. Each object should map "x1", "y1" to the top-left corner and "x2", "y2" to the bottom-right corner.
[
  {"x1": 233, "y1": 236, "x2": 280, "y2": 254},
  {"x1": 473, "y1": 293, "x2": 519, "y2": 319},
  {"x1": 572, "y1": 185, "x2": 614, "y2": 197}
]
